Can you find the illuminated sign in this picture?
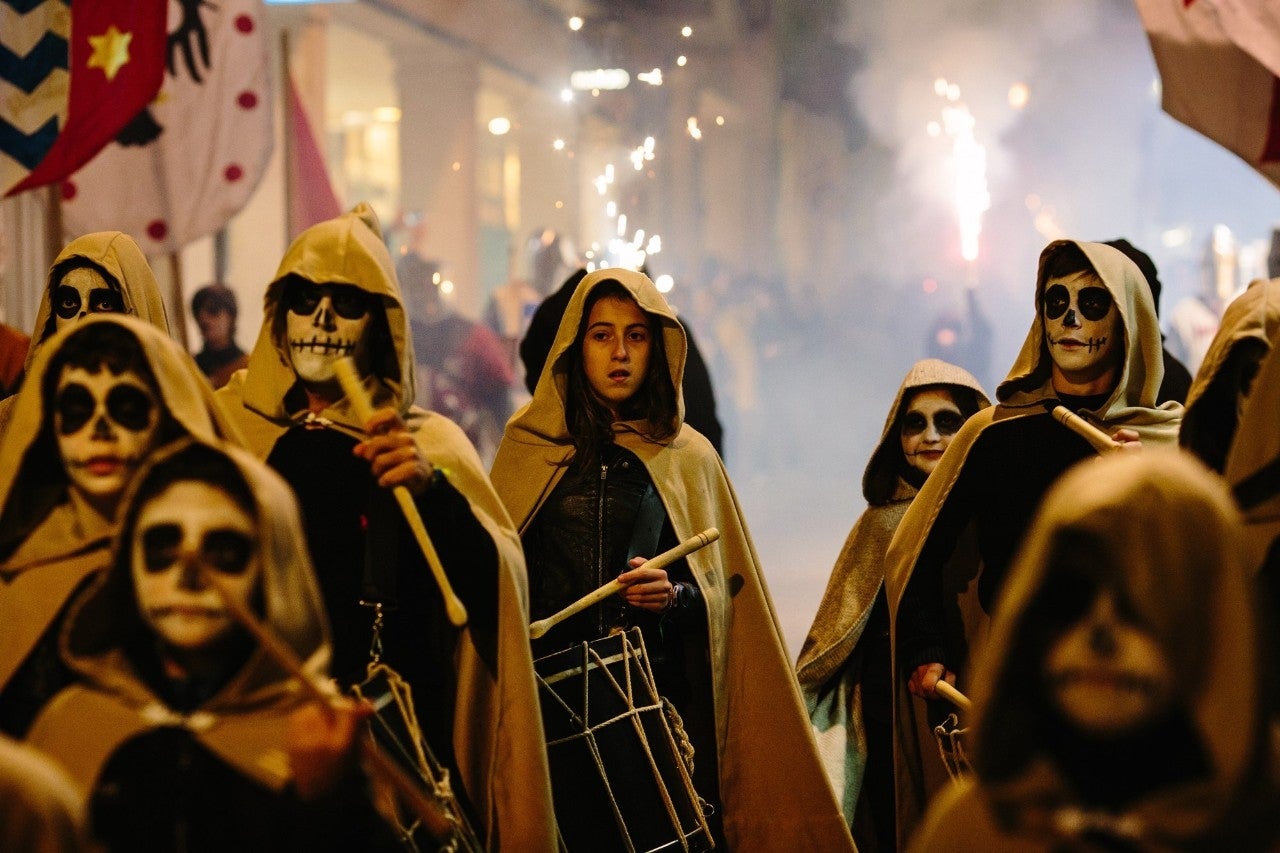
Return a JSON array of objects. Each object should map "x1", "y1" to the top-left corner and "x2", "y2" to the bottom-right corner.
[{"x1": 570, "y1": 68, "x2": 630, "y2": 91}]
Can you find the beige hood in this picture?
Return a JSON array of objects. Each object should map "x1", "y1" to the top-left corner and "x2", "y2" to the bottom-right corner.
[
  {"x1": 28, "y1": 232, "x2": 171, "y2": 370},
  {"x1": 238, "y1": 202, "x2": 415, "y2": 431},
  {"x1": 996, "y1": 240, "x2": 1182, "y2": 443},
  {"x1": 29, "y1": 438, "x2": 329, "y2": 793}
]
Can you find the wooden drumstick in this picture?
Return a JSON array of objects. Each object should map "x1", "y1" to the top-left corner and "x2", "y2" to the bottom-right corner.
[
  {"x1": 1051, "y1": 405, "x2": 1123, "y2": 455},
  {"x1": 197, "y1": 567, "x2": 460, "y2": 843},
  {"x1": 529, "y1": 528, "x2": 720, "y2": 640},
  {"x1": 333, "y1": 357, "x2": 467, "y2": 627},
  {"x1": 935, "y1": 680, "x2": 972, "y2": 712}
]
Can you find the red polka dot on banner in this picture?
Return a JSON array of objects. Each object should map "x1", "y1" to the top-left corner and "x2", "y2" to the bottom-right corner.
[
  {"x1": 147, "y1": 220, "x2": 168, "y2": 241},
  {"x1": 237, "y1": 90, "x2": 258, "y2": 110},
  {"x1": 224, "y1": 164, "x2": 244, "y2": 182},
  {"x1": 235, "y1": 15, "x2": 254, "y2": 34},
  {"x1": 60, "y1": 182, "x2": 76, "y2": 201}
]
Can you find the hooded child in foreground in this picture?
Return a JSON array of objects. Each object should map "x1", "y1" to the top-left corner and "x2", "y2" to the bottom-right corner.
[
  {"x1": 490, "y1": 267, "x2": 854, "y2": 851},
  {"x1": 885, "y1": 240, "x2": 1183, "y2": 845},
  {"x1": 910, "y1": 451, "x2": 1280, "y2": 852},
  {"x1": 27, "y1": 438, "x2": 400, "y2": 851},
  {"x1": 215, "y1": 202, "x2": 555, "y2": 850},
  {"x1": 0, "y1": 315, "x2": 236, "y2": 737},
  {"x1": 798, "y1": 358, "x2": 989, "y2": 852}
]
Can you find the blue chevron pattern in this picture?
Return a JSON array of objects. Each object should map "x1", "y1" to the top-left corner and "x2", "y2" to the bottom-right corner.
[
  {"x1": 0, "y1": 31, "x2": 67, "y2": 93},
  {"x1": 1, "y1": 0, "x2": 71, "y2": 192},
  {"x1": 0, "y1": 114, "x2": 57, "y2": 169}
]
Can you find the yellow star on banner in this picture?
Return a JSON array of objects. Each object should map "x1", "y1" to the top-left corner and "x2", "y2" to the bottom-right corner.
[{"x1": 87, "y1": 25, "x2": 133, "y2": 82}]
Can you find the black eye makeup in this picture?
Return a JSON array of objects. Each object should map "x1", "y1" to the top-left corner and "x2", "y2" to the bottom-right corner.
[
  {"x1": 1043, "y1": 283, "x2": 1112, "y2": 321},
  {"x1": 285, "y1": 281, "x2": 371, "y2": 320},
  {"x1": 53, "y1": 286, "x2": 124, "y2": 320},
  {"x1": 901, "y1": 409, "x2": 964, "y2": 437},
  {"x1": 55, "y1": 383, "x2": 155, "y2": 435},
  {"x1": 140, "y1": 524, "x2": 255, "y2": 575}
]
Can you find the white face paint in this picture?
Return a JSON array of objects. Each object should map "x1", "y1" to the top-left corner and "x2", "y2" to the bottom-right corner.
[
  {"x1": 132, "y1": 481, "x2": 259, "y2": 653},
  {"x1": 283, "y1": 281, "x2": 372, "y2": 385},
  {"x1": 899, "y1": 388, "x2": 965, "y2": 478},
  {"x1": 54, "y1": 366, "x2": 161, "y2": 509},
  {"x1": 52, "y1": 266, "x2": 126, "y2": 332},
  {"x1": 1044, "y1": 589, "x2": 1172, "y2": 735},
  {"x1": 1042, "y1": 271, "x2": 1121, "y2": 381}
]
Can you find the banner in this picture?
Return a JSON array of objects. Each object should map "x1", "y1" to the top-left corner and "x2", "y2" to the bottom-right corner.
[
  {"x1": 1136, "y1": 0, "x2": 1280, "y2": 189},
  {"x1": 60, "y1": 0, "x2": 273, "y2": 254},
  {"x1": 1, "y1": 0, "x2": 166, "y2": 196},
  {"x1": 286, "y1": 71, "x2": 341, "y2": 240}
]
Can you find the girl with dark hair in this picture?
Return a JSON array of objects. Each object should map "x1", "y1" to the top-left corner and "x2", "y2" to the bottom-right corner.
[{"x1": 490, "y1": 268, "x2": 854, "y2": 851}]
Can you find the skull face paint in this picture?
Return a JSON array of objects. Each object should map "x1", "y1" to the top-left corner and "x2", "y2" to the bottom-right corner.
[
  {"x1": 1044, "y1": 589, "x2": 1172, "y2": 735},
  {"x1": 132, "y1": 481, "x2": 259, "y2": 653},
  {"x1": 55, "y1": 366, "x2": 161, "y2": 508},
  {"x1": 53, "y1": 266, "x2": 126, "y2": 332},
  {"x1": 1042, "y1": 271, "x2": 1121, "y2": 379},
  {"x1": 899, "y1": 388, "x2": 965, "y2": 478},
  {"x1": 283, "y1": 279, "x2": 372, "y2": 385}
]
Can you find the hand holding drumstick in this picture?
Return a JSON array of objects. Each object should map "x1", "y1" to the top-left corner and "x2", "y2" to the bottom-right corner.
[{"x1": 529, "y1": 529, "x2": 720, "y2": 639}]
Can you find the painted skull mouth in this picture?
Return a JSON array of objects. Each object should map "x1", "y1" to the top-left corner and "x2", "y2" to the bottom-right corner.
[
  {"x1": 1052, "y1": 335, "x2": 1108, "y2": 352},
  {"x1": 290, "y1": 336, "x2": 355, "y2": 355}
]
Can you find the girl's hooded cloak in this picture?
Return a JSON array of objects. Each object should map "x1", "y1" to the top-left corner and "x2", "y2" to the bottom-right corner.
[
  {"x1": 215, "y1": 203, "x2": 555, "y2": 850},
  {"x1": 883, "y1": 240, "x2": 1184, "y2": 846},
  {"x1": 910, "y1": 451, "x2": 1279, "y2": 851},
  {"x1": 796, "y1": 358, "x2": 989, "y2": 830},
  {"x1": 0, "y1": 314, "x2": 237, "y2": 727},
  {"x1": 490, "y1": 267, "x2": 854, "y2": 850}
]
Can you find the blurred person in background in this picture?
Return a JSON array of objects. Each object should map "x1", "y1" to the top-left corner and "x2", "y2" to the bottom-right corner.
[
  {"x1": 191, "y1": 283, "x2": 249, "y2": 390},
  {"x1": 398, "y1": 251, "x2": 514, "y2": 466}
]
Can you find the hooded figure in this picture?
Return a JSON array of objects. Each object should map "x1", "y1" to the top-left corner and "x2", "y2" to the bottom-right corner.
[
  {"x1": 884, "y1": 240, "x2": 1184, "y2": 846},
  {"x1": 1223, "y1": 298, "x2": 1280, "y2": 652},
  {"x1": 1180, "y1": 276, "x2": 1280, "y2": 473},
  {"x1": 26, "y1": 438, "x2": 398, "y2": 851},
  {"x1": 0, "y1": 232, "x2": 172, "y2": 440},
  {"x1": 797, "y1": 358, "x2": 989, "y2": 849},
  {"x1": 215, "y1": 203, "x2": 555, "y2": 850},
  {"x1": 0, "y1": 314, "x2": 236, "y2": 737},
  {"x1": 490, "y1": 267, "x2": 854, "y2": 851},
  {"x1": 910, "y1": 451, "x2": 1280, "y2": 852}
]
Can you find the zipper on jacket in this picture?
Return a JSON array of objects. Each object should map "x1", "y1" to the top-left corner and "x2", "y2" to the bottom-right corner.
[{"x1": 596, "y1": 462, "x2": 607, "y2": 638}]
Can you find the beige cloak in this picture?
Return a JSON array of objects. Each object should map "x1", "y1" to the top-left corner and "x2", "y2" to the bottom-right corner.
[
  {"x1": 0, "y1": 315, "x2": 237, "y2": 710},
  {"x1": 489, "y1": 266, "x2": 855, "y2": 851},
  {"x1": 797, "y1": 358, "x2": 988, "y2": 835},
  {"x1": 883, "y1": 240, "x2": 1184, "y2": 847},
  {"x1": 909, "y1": 451, "x2": 1280, "y2": 852},
  {"x1": 27, "y1": 438, "x2": 331, "y2": 794},
  {"x1": 215, "y1": 202, "x2": 555, "y2": 851}
]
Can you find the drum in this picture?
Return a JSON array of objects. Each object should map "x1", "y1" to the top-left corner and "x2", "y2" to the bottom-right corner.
[
  {"x1": 353, "y1": 663, "x2": 484, "y2": 853},
  {"x1": 534, "y1": 628, "x2": 713, "y2": 853}
]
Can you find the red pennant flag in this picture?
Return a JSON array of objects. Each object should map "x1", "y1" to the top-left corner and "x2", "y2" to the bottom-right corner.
[
  {"x1": 60, "y1": 0, "x2": 273, "y2": 254},
  {"x1": 286, "y1": 72, "x2": 342, "y2": 239},
  {"x1": 7, "y1": 1, "x2": 166, "y2": 196}
]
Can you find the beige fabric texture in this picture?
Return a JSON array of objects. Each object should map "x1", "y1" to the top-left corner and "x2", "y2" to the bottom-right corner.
[
  {"x1": 909, "y1": 451, "x2": 1279, "y2": 852},
  {"x1": 796, "y1": 359, "x2": 989, "y2": 831},
  {"x1": 27, "y1": 438, "x2": 331, "y2": 794},
  {"x1": 489, "y1": 266, "x2": 855, "y2": 850},
  {"x1": 883, "y1": 240, "x2": 1184, "y2": 847},
  {"x1": 0, "y1": 314, "x2": 238, "y2": 697},
  {"x1": 215, "y1": 203, "x2": 555, "y2": 850}
]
